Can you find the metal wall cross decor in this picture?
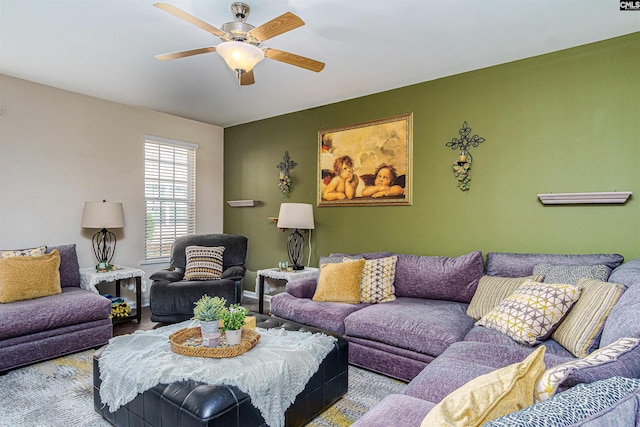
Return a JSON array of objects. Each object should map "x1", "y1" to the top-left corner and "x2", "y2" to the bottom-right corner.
[
  {"x1": 277, "y1": 151, "x2": 297, "y2": 197},
  {"x1": 445, "y1": 121, "x2": 486, "y2": 191}
]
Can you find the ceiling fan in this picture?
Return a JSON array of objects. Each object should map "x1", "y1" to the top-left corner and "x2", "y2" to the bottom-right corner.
[{"x1": 154, "y1": 2, "x2": 325, "y2": 86}]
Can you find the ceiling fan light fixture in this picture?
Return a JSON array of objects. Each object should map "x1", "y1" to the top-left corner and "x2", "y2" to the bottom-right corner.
[{"x1": 216, "y1": 41, "x2": 264, "y2": 73}]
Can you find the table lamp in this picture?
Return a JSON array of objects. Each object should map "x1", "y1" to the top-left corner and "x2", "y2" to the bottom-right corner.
[
  {"x1": 82, "y1": 200, "x2": 125, "y2": 271},
  {"x1": 276, "y1": 203, "x2": 315, "y2": 270}
]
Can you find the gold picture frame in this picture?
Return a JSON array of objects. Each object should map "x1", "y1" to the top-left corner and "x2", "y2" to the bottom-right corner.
[{"x1": 318, "y1": 113, "x2": 413, "y2": 207}]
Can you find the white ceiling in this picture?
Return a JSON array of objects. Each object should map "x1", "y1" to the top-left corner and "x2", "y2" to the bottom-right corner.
[{"x1": 1, "y1": 0, "x2": 639, "y2": 128}]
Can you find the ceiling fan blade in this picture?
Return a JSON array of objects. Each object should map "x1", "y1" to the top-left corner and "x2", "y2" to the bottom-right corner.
[
  {"x1": 249, "y1": 12, "x2": 304, "y2": 42},
  {"x1": 154, "y1": 3, "x2": 225, "y2": 37},
  {"x1": 264, "y1": 48, "x2": 325, "y2": 72},
  {"x1": 155, "y1": 46, "x2": 217, "y2": 61},
  {"x1": 240, "y1": 69, "x2": 255, "y2": 86}
]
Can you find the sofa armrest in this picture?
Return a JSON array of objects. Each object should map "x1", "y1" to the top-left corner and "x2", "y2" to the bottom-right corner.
[
  {"x1": 286, "y1": 277, "x2": 318, "y2": 299},
  {"x1": 221, "y1": 265, "x2": 246, "y2": 282},
  {"x1": 149, "y1": 268, "x2": 184, "y2": 282}
]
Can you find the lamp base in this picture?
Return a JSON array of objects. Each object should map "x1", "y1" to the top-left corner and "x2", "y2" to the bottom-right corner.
[{"x1": 287, "y1": 229, "x2": 305, "y2": 271}]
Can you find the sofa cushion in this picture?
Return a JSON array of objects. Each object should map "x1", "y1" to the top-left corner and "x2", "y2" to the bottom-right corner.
[
  {"x1": 312, "y1": 259, "x2": 365, "y2": 303},
  {"x1": 46, "y1": 244, "x2": 81, "y2": 288},
  {"x1": 485, "y1": 377, "x2": 640, "y2": 427},
  {"x1": 601, "y1": 258, "x2": 640, "y2": 347},
  {"x1": 0, "y1": 287, "x2": 111, "y2": 340},
  {"x1": 270, "y1": 292, "x2": 368, "y2": 335},
  {"x1": 405, "y1": 340, "x2": 572, "y2": 404},
  {"x1": 466, "y1": 275, "x2": 544, "y2": 320},
  {"x1": 0, "y1": 250, "x2": 62, "y2": 303},
  {"x1": 344, "y1": 256, "x2": 398, "y2": 303},
  {"x1": 485, "y1": 252, "x2": 624, "y2": 278},
  {"x1": 344, "y1": 297, "x2": 475, "y2": 357},
  {"x1": 535, "y1": 337, "x2": 639, "y2": 402},
  {"x1": 533, "y1": 263, "x2": 612, "y2": 284},
  {"x1": 284, "y1": 276, "x2": 318, "y2": 299},
  {"x1": 420, "y1": 346, "x2": 546, "y2": 427},
  {"x1": 477, "y1": 280, "x2": 582, "y2": 346},
  {"x1": 393, "y1": 251, "x2": 483, "y2": 303},
  {"x1": 351, "y1": 394, "x2": 435, "y2": 427},
  {"x1": 184, "y1": 245, "x2": 224, "y2": 280},
  {"x1": 551, "y1": 277, "x2": 626, "y2": 357},
  {"x1": 0, "y1": 245, "x2": 46, "y2": 258},
  {"x1": 463, "y1": 325, "x2": 575, "y2": 358}
]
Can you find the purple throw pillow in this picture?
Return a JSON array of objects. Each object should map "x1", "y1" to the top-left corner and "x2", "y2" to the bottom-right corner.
[
  {"x1": 394, "y1": 251, "x2": 484, "y2": 303},
  {"x1": 46, "y1": 244, "x2": 81, "y2": 288}
]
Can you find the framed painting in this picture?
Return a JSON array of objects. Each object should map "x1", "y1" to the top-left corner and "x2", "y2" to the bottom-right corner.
[{"x1": 318, "y1": 113, "x2": 412, "y2": 207}]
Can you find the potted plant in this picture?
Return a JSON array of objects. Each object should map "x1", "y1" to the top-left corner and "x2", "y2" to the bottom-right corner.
[
  {"x1": 222, "y1": 304, "x2": 249, "y2": 346},
  {"x1": 192, "y1": 295, "x2": 227, "y2": 347}
]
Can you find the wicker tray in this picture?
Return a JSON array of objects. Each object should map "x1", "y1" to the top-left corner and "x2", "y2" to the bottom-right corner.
[{"x1": 169, "y1": 327, "x2": 260, "y2": 358}]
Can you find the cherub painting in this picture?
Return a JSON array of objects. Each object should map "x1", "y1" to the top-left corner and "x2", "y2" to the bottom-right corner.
[{"x1": 318, "y1": 113, "x2": 412, "y2": 207}]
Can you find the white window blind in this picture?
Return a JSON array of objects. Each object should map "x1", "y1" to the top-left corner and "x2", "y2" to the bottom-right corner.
[{"x1": 144, "y1": 136, "x2": 197, "y2": 262}]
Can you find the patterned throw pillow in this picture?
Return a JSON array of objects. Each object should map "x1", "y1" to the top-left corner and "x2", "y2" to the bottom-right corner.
[
  {"x1": 420, "y1": 346, "x2": 546, "y2": 427},
  {"x1": 0, "y1": 245, "x2": 46, "y2": 258},
  {"x1": 476, "y1": 280, "x2": 582, "y2": 346},
  {"x1": 344, "y1": 256, "x2": 397, "y2": 303},
  {"x1": 467, "y1": 275, "x2": 544, "y2": 320},
  {"x1": 551, "y1": 277, "x2": 626, "y2": 357},
  {"x1": 485, "y1": 376, "x2": 640, "y2": 427},
  {"x1": 184, "y1": 246, "x2": 225, "y2": 281},
  {"x1": 312, "y1": 259, "x2": 365, "y2": 303},
  {"x1": 534, "y1": 337, "x2": 639, "y2": 402},
  {"x1": 533, "y1": 263, "x2": 611, "y2": 285}
]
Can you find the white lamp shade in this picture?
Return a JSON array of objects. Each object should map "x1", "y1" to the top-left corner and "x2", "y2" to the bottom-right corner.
[
  {"x1": 81, "y1": 201, "x2": 125, "y2": 229},
  {"x1": 216, "y1": 41, "x2": 265, "y2": 72},
  {"x1": 277, "y1": 203, "x2": 315, "y2": 230}
]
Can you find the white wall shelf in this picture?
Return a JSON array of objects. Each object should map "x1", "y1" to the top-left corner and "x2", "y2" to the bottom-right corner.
[
  {"x1": 227, "y1": 200, "x2": 260, "y2": 207},
  {"x1": 537, "y1": 192, "x2": 632, "y2": 205}
]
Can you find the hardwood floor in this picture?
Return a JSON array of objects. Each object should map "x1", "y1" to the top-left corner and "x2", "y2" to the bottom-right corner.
[{"x1": 113, "y1": 296, "x2": 262, "y2": 336}]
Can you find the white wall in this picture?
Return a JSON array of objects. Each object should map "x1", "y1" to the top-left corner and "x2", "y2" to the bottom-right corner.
[{"x1": 0, "y1": 74, "x2": 224, "y2": 305}]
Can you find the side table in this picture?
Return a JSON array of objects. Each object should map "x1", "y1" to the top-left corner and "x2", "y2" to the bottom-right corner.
[
  {"x1": 79, "y1": 266, "x2": 145, "y2": 324},
  {"x1": 255, "y1": 267, "x2": 319, "y2": 314}
]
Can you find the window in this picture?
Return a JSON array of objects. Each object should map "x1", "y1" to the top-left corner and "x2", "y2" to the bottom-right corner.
[{"x1": 144, "y1": 135, "x2": 197, "y2": 263}]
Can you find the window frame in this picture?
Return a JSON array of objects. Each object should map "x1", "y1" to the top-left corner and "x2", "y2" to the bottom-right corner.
[{"x1": 143, "y1": 135, "x2": 198, "y2": 264}]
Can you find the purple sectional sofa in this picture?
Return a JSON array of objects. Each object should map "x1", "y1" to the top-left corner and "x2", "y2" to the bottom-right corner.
[
  {"x1": 270, "y1": 251, "x2": 640, "y2": 425},
  {"x1": 0, "y1": 244, "x2": 112, "y2": 372}
]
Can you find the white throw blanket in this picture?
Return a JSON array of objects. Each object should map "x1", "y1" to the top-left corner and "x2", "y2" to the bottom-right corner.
[{"x1": 98, "y1": 321, "x2": 337, "y2": 427}]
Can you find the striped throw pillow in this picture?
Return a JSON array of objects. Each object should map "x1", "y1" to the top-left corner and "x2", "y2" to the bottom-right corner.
[
  {"x1": 467, "y1": 275, "x2": 544, "y2": 320},
  {"x1": 184, "y1": 246, "x2": 225, "y2": 281},
  {"x1": 552, "y1": 277, "x2": 626, "y2": 357}
]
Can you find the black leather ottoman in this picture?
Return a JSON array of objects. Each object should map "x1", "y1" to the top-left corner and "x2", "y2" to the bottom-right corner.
[{"x1": 93, "y1": 313, "x2": 349, "y2": 427}]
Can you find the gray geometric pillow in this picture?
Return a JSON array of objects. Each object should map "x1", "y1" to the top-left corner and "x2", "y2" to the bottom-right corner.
[
  {"x1": 484, "y1": 376, "x2": 640, "y2": 427},
  {"x1": 533, "y1": 264, "x2": 611, "y2": 285}
]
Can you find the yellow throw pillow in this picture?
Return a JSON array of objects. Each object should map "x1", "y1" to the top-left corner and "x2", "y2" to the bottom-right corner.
[
  {"x1": 420, "y1": 346, "x2": 546, "y2": 427},
  {"x1": 467, "y1": 275, "x2": 545, "y2": 320},
  {"x1": 312, "y1": 259, "x2": 365, "y2": 303},
  {"x1": 0, "y1": 249, "x2": 62, "y2": 303}
]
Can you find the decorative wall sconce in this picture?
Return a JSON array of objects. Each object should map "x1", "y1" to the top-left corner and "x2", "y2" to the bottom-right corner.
[
  {"x1": 277, "y1": 151, "x2": 297, "y2": 197},
  {"x1": 445, "y1": 121, "x2": 486, "y2": 191}
]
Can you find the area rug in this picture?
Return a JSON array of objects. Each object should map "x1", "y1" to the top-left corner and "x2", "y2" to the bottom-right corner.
[{"x1": 0, "y1": 350, "x2": 406, "y2": 427}]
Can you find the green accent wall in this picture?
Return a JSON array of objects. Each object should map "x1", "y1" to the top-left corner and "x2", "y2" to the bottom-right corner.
[{"x1": 225, "y1": 33, "x2": 640, "y2": 291}]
